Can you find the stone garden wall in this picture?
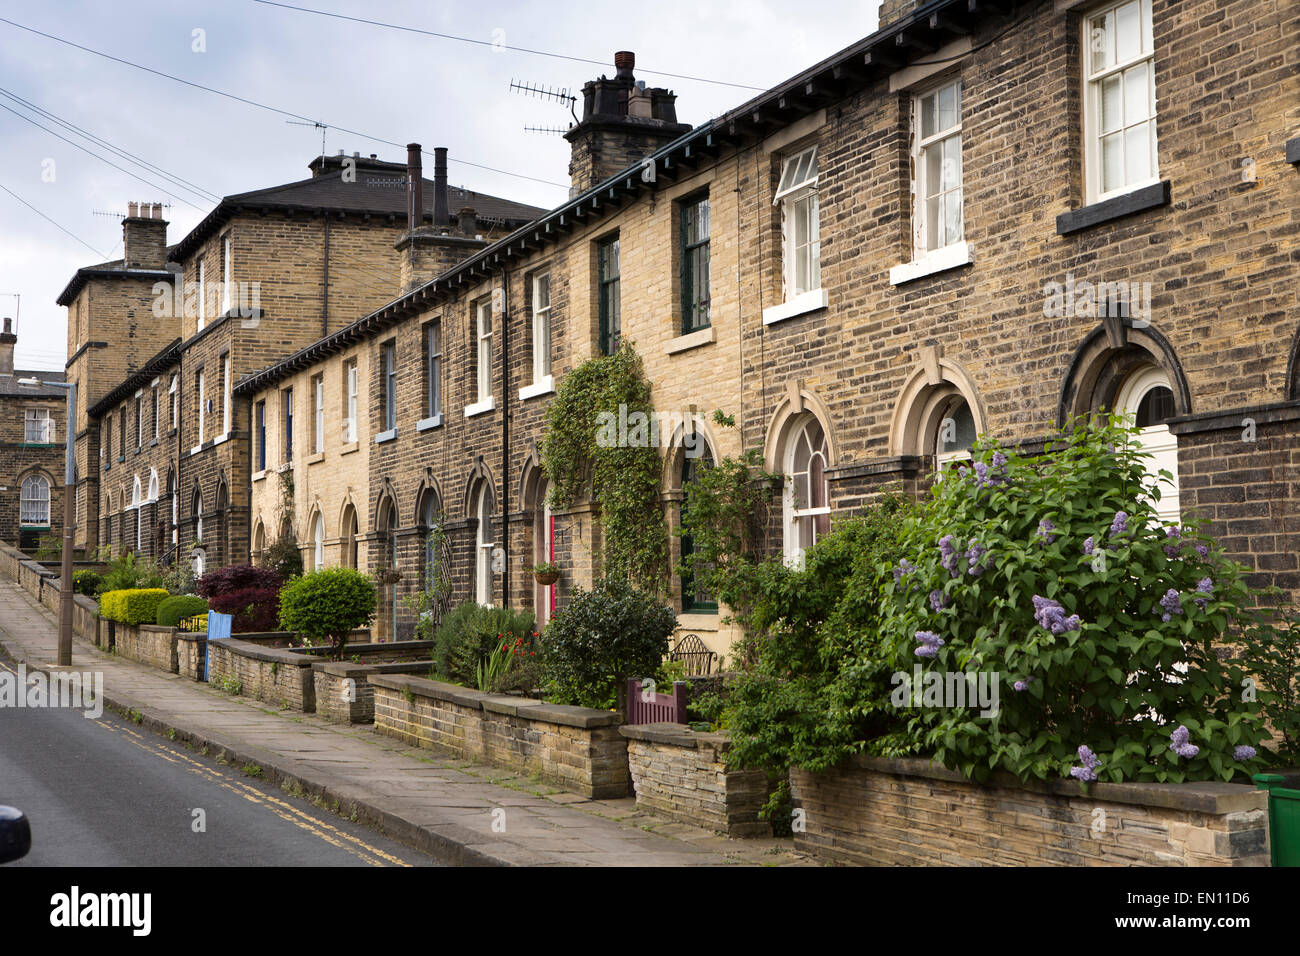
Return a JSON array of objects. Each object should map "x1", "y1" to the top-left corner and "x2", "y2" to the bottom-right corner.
[
  {"x1": 790, "y1": 756, "x2": 1270, "y2": 867},
  {"x1": 112, "y1": 623, "x2": 179, "y2": 673},
  {"x1": 207, "y1": 638, "x2": 317, "y2": 712},
  {"x1": 621, "y1": 723, "x2": 772, "y2": 836},
  {"x1": 371, "y1": 674, "x2": 630, "y2": 799}
]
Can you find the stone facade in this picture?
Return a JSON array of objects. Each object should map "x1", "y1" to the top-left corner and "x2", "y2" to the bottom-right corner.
[
  {"x1": 372, "y1": 674, "x2": 630, "y2": 798},
  {"x1": 621, "y1": 723, "x2": 772, "y2": 836},
  {"x1": 790, "y1": 755, "x2": 1271, "y2": 866}
]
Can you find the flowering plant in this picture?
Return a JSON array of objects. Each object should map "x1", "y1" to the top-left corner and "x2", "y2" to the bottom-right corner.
[{"x1": 880, "y1": 415, "x2": 1267, "y2": 785}]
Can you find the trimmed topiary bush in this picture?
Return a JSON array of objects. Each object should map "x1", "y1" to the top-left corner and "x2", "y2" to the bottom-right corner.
[
  {"x1": 277, "y1": 568, "x2": 376, "y2": 660},
  {"x1": 156, "y1": 595, "x2": 209, "y2": 628},
  {"x1": 73, "y1": 569, "x2": 102, "y2": 597},
  {"x1": 99, "y1": 588, "x2": 170, "y2": 626},
  {"x1": 543, "y1": 576, "x2": 677, "y2": 711}
]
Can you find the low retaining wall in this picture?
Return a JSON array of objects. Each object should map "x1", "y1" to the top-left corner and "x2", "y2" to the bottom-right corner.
[
  {"x1": 207, "y1": 638, "x2": 317, "y2": 712},
  {"x1": 621, "y1": 723, "x2": 772, "y2": 836},
  {"x1": 0, "y1": 541, "x2": 100, "y2": 645},
  {"x1": 177, "y1": 633, "x2": 208, "y2": 681},
  {"x1": 790, "y1": 755, "x2": 1271, "y2": 867},
  {"x1": 371, "y1": 674, "x2": 630, "y2": 799},
  {"x1": 113, "y1": 623, "x2": 179, "y2": 673},
  {"x1": 313, "y1": 661, "x2": 435, "y2": 724}
]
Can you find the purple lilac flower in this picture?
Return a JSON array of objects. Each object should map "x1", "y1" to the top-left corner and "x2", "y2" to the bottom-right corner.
[
  {"x1": 1013, "y1": 677, "x2": 1035, "y2": 692},
  {"x1": 1195, "y1": 577, "x2": 1213, "y2": 609},
  {"x1": 1233, "y1": 745, "x2": 1257, "y2": 762},
  {"x1": 1170, "y1": 725, "x2": 1200, "y2": 759},
  {"x1": 1159, "y1": 588, "x2": 1183, "y2": 623},
  {"x1": 914, "y1": 630, "x2": 944, "y2": 658},
  {"x1": 1033, "y1": 595, "x2": 1082, "y2": 636},
  {"x1": 1195, "y1": 543, "x2": 1209, "y2": 558},
  {"x1": 1110, "y1": 511, "x2": 1129, "y2": 537},
  {"x1": 991, "y1": 451, "x2": 1007, "y2": 469},
  {"x1": 928, "y1": 589, "x2": 950, "y2": 612},
  {"x1": 1083, "y1": 536, "x2": 1096, "y2": 556},
  {"x1": 966, "y1": 541, "x2": 991, "y2": 577},
  {"x1": 893, "y1": 559, "x2": 917, "y2": 584},
  {"x1": 939, "y1": 535, "x2": 960, "y2": 577},
  {"x1": 1037, "y1": 519, "x2": 1059, "y2": 544},
  {"x1": 1070, "y1": 745, "x2": 1101, "y2": 782}
]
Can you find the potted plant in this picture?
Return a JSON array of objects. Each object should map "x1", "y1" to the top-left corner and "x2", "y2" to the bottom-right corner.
[{"x1": 532, "y1": 561, "x2": 560, "y2": 586}]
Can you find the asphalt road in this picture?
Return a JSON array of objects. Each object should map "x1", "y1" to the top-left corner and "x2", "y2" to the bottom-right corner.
[{"x1": 0, "y1": 659, "x2": 441, "y2": 867}]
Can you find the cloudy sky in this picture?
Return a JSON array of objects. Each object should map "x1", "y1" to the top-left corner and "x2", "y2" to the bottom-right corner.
[{"x1": 0, "y1": 0, "x2": 878, "y2": 371}]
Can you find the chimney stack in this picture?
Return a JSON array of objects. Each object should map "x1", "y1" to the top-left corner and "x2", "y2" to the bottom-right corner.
[
  {"x1": 406, "y1": 143, "x2": 424, "y2": 232},
  {"x1": 122, "y1": 202, "x2": 169, "y2": 269},
  {"x1": 878, "y1": 0, "x2": 922, "y2": 29},
  {"x1": 564, "y1": 51, "x2": 691, "y2": 195},
  {"x1": 433, "y1": 147, "x2": 450, "y2": 228},
  {"x1": 0, "y1": 317, "x2": 16, "y2": 376}
]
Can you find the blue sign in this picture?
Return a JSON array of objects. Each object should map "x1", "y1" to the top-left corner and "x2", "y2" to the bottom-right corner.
[{"x1": 204, "y1": 611, "x2": 234, "y2": 681}]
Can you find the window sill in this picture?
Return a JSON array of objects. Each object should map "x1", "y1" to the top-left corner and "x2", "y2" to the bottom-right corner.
[
  {"x1": 213, "y1": 432, "x2": 229, "y2": 446},
  {"x1": 762, "y1": 288, "x2": 828, "y2": 326},
  {"x1": 416, "y1": 414, "x2": 444, "y2": 431},
  {"x1": 306, "y1": 451, "x2": 325, "y2": 465},
  {"x1": 665, "y1": 326, "x2": 714, "y2": 355},
  {"x1": 464, "y1": 397, "x2": 496, "y2": 418},
  {"x1": 149, "y1": 438, "x2": 159, "y2": 448},
  {"x1": 188, "y1": 445, "x2": 203, "y2": 456},
  {"x1": 252, "y1": 469, "x2": 267, "y2": 482},
  {"x1": 889, "y1": 241, "x2": 973, "y2": 286},
  {"x1": 375, "y1": 428, "x2": 398, "y2": 444},
  {"x1": 340, "y1": 441, "x2": 359, "y2": 455},
  {"x1": 517, "y1": 378, "x2": 554, "y2": 401},
  {"x1": 1056, "y1": 180, "x2": 1170, "y2": 235}
]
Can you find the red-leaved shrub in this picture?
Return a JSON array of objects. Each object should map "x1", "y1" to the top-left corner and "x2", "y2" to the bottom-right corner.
[{"x1": 198, "y1": 565, "x2": 283, "y2": 633}]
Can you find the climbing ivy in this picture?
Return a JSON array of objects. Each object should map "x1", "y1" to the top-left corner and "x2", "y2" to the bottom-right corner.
[{"x1": 541, "y1": 342, "x2": 668, "y2": 591}]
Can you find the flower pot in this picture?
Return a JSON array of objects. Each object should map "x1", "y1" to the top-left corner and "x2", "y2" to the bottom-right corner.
[{"x1": 533, "y1": 570, "x2": 559, "y2": 586}]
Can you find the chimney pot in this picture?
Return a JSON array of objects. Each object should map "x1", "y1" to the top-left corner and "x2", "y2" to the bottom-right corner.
[
  {"x1": 406, "y1": 143, "x2": 424, "y2": 232},
  {"x1": 128, "y1": 201, "x2": 139, "y2": 218},
  {"x1": 614, "y1": 51, "x2": 635, "y2": 79},
  {"x1": 433, "y1": 147, "x2": 450, "y2": 228}
]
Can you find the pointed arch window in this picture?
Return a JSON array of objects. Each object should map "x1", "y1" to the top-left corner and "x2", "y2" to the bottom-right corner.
[
  {"x1": 782, "y1": 416, "x2": 830, "y2": 568},
  {"x1": 20, "y1": 475, "x2": 50, "y2": 526}
]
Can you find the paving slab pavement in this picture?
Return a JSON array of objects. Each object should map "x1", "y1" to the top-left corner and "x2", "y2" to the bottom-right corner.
[{"x1": 0, "y1": 579, "x2": 815, "y2": 867}]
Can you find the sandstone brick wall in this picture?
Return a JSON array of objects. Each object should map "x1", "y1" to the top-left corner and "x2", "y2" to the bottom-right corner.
[
  {"x1": 176, "y1": 633, "x2": 206, "y2": 681},
  {"x1": 207, "y1": 638, "x2": 316, "y2": 712},
  {"x1": 622, "y1": 723, "x2": 772, "y2": 836},
  {"x1": 113, "y1": 623, "x2": 179, "y2": 673},
  {"x1": 372, "y1": 674, "x2": 630, "y2": 798},
  {"x1": 312, "y1": 660, "x2": 435, "y2": 724},
  {"x1": 790, "y1": 756, "x2": 1271, "y2": 867}
]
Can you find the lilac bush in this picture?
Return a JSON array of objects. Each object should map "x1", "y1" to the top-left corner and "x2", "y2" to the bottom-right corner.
[{"x1": 880, "y1": 416, "x2": 1266, "y2": 785}]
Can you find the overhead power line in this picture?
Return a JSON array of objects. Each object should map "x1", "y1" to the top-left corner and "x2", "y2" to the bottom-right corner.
[
  {"x1": 0, "y1": 16, "x2": 569, "y2": 190},
  {"x1": 0, "y1": 101, "x2": 206, "y2": 211},
  {"x1": 250, "y1": 0, "x2": 767, "y2": 92},
  {"x1": 0, "y1": 181, "x2": 109, "y2": 259},
  {"x1": 0, "y1": 86, "x2": 221, "y2": 204}
]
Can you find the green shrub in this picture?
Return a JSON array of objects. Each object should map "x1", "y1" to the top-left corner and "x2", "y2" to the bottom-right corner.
[
  {"x1": 73, "y1": 569, "x2": 102, "y2": 596},
  {"x1": 261, "y1": 536, "x2": 303, "y2": 581},
  {"x1": 542, "y1": 576, "x2": 677, "y2": 711},
  {"x1": 1240, "y1": 602, "x2": 1300, "y2": 763},
  {"x1": 879, "y1": 416, "x2": 1267, "y2": 785},
  {"x1": 431, "y1": 603, "x2": 538, "y2": 690},
  {"x1": 99, "y1": 588, "x2": 170, "y2": 626},
  {"x1": 157, "y1": 595, "x2": 210, "y2": 628},
  {"x1": 96, "y1": 552, "x2": 165, "y2": 596},
  {"x1": 724, "y1": 498, "x2": 916, "y2": 775},
  {"x1": 277, "y1": 568, "x2": 376, "y2": 660}
]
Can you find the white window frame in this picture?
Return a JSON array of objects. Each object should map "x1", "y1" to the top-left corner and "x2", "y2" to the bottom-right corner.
[
  {"x1": 344, "y1": 358, "x2": 358, "y2": 443},
  {"x1": 933, "y1": 394, "x2": 977, "y2": 472},
  {"x1": 136, "y1": 395, "x2": 143, "y2": 449},
  {"x1": 382, "y1": 342, "x2": 397, "y2": 431},
  {"x1": 475, "y1": 484, "x2": 493, "y2": 607},
  {"x1": 196, "y1": 370, "x2": 206, "y2": 444},
  {"x1": 1083, "y1": 0, "x2": 1158, "y2": 204},
  {"x1": 197, "y1": 259, "x2": 206, "y2": 332},
  {"x1": 312, "y1": 513, "x2": 325, "y2": 570},
  {"x1": 20, "y1": 474, "x2": 50, "y2": 525},
  {"x1": 774, "y1": 146, "x2": 821, "y2": 303},
  {"x1": 221, "y1": 235, "x2": 232, "y2": 316},
  {"x1": 313, "y1": 373, "x2": 325, "y2": 454},
  {"x1": 913, "y1": 77, "x2": 964, "y2": 258},
  {"x1": 24, "y1": 407, "x2": 52, "y2": 444},
  {"x1": 781, "y1": 416, "x2": 831, "y2": 569},
  {"x1": 424, "y1": 323, "x2": 442, "y2": 421},
  {"x1": 477, "y1": 300, "x2": 493, "y2": 405},
  {"x1": 151, "y1": 385, "x2": 160, "y2": 441},
  {"x1": 531, "y1": 273, "x2": 551, "y2": 386},
  {"x1": 1116, "y1": 364, "x2": 1180, "y2": 523},
  {"x1": 222, "y1": 353, "x2": 231, "y2": 437},
  {"x1": 169, "y1": 374, "x2": 178, "y2": 431}
]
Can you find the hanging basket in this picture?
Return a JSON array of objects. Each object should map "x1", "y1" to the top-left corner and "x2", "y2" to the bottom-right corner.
[{"x1": 533, "y1": 569, "x2": 560, "y2": 586}]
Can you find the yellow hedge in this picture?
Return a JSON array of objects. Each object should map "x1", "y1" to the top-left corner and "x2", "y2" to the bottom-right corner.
[{"x1": 99, "y1": 588, "x2": 170, "y2": 626}]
